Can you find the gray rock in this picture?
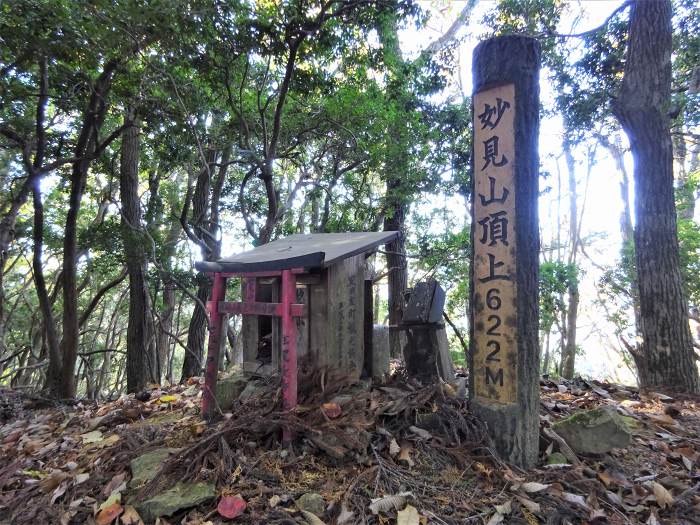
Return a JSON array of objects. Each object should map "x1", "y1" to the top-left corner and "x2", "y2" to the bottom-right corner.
[
  {"x1": 129, "y1": 448, "x2": 179, "y2": 489},
  {"x1": 136, "y1": 481, "x2": 215, "y2": 521},
  {"x1": 215, "y1": 370, "x2": 248, "y2": 410},
  {"x1": 295, "y1": 492, "x2": 325, "y2": 517},
  {"x1": 552, "y1": 406, "x2": 631, "y2": 455}
]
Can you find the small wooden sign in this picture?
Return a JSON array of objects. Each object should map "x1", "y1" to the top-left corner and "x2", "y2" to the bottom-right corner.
[{"x1": 473, "y1": 83, "x2": 517, "y2": 404}]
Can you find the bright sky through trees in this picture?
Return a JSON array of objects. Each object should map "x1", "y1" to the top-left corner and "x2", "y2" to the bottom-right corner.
[{"x1": 401, "y1": 1, "x2": 638, "y2": 381}]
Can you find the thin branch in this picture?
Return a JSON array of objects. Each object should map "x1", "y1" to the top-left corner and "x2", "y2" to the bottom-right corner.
[
  {"x1": 443, "y1": 311, "x2": 469, "y2": 359},
  {"x1": 548, "y1": 1, "x2": 631, "y2": 39}
]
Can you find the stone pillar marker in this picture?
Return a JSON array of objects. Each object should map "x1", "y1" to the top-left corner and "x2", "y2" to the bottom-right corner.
[{"x1": 469, "y1": 35, "x2": 541, "y2": 468}]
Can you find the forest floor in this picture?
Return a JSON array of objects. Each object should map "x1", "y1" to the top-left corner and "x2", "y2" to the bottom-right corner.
[{"x1": 1, "y1": 368, "x2": 699, "y2": 525}]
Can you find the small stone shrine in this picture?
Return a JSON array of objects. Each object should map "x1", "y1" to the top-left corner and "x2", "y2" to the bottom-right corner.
[{"x1": 195, "y1": 231, "x2": 397, "y2": 419}]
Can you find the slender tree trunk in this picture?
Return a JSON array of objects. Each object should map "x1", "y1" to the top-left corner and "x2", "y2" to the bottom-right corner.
[
  {"x1": 613, "y1": 0, "x2": 699, "y2": 392},
  {"x1": 157, "y1": 277, "x2": 176, "y2": 380},
  {"x1": 542, "y1": 330, "x2": 551, "y2": 375},
  {"x1": 600, "y1": 133, "x2": 644, "y2": 353},
  {"x1": 311, "y1": 191, "x2": 320, "y2": 232},
  {"x1": 48, "y1": 60, "x2": 119, "y2": 398},
  {"x1": 378, "y1": 14, "x2": 410, "y2": 358},
  {"x1": 384, "y1": 197, "x2": 407, "y2": 358},
  {"x1": 181, "y1": 146, "x2": 230, "y2": 380},
  {"x1": 33, "y1": 179, "x2": 62, "y2": 391},
  {"x1": 120, "y1": 108, "x2": 157, "y2": 392},
  {"x1": 560, "y1": 140, "x2": 578, "y2": 379}
]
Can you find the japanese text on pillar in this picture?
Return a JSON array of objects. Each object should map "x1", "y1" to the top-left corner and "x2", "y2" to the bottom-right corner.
[{"x1": 474, "y1": 84, "x2": 517, "y2": 404}]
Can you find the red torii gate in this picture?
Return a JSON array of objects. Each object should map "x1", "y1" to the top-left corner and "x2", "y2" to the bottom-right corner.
[{"x1": 201, "y1": 268, "x2": 305, "y2": 420}]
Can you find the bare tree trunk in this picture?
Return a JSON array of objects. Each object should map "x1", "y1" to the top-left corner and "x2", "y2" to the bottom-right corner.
[
  {"x1": 48, "y1": 60, "x2": 120, "y2": 398},
  {"x1": 378, "y1": 14, "x2": 409, "y2": 358},
  {"x1": 157, "y1": 277, "x2": 176, "y2": 380},
  {"x1": 120, "y1": 108, "x2": 157, "y2": 393},
  {"x1": 542, "y1": 330, "x2": 551, "y2": 375},
  {"x1": 181, "y1": 146, "x2": 230, "y2": 380},
  {"x1": 599, "y1": 133, "x2": 644, "y2": 353},
  {"x1": 613, "y1": 0, "x2": 699, "y2": 392},
  {"x1": 33, "y1": 179, "x2": 62, "y2": 392},
  {"x1": 560, "y1": 140, "x2": 578, "y2": 379}
]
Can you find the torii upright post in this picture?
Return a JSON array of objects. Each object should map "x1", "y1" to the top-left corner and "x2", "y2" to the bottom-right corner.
[{"x1": 469, "y1": 35, "x2": 541, "y2": 468}]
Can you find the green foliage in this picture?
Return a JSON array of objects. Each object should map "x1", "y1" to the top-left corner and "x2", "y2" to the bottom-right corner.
[
  {"x1": 411, "y1": 225, "x2": 470, "y2": 318},
  {"x1": 677, "y1": 171, "x2": 700, "y2": 308},
  {"x1": 539, "y1": 261, "x2": 578, "y2": 333}
]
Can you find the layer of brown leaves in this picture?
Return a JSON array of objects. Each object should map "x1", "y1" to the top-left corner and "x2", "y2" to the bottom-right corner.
[{"x1": 0, "y1": 373, "x2": 699, "y2": 524}]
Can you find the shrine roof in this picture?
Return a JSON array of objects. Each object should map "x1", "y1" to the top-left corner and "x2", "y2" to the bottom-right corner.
[{"x1": 195, "y1": 231, "x2": 398, "y2": 273}]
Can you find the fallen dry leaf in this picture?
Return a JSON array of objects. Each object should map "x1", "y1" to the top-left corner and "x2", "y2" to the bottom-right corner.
[
  {"x1": 494, "y1": 500, "x2": 512, "y2": 515},
  {"x1": 39, "y1": 471, "x2": 70, "y2": 493},
  {"x1": 648, "y1": 414, "x2": 678, "y2": 428},
  {"x1": 651, "y1": 481, "x2": 674, "y2": 509},
  {"x1": 397, "y1": 504, "x2": 421, "y2": 525},
  {"x1": 521, "y1": 506, "x2": 539, "y2": 525},
  {"x1": 120, "y1": 505, "x2": 144, "y2": 525},
  {"x1": 562, "y1": 492, "x2": 590, "y2": 511},
  {"x1": 409, "y1": 426, "x2": 432, "y2": 440},
  {"x1": 515, "y1": 495, "x2": 541, "y2": 513},
  {"x1": 98, "y1": 491, "x2": 121, "y2": 513},
  {"x1": 50, "y1": 480, "x2": 69, "y2": 504},
  {"x1": 80, "y1": 430, "x2": 104, "y2": 444},
  {"x1": 398, "y1": 443, "x2": 415, "y2": 467},
  {"x1": 520, "y1": 482, "x2": 550, "y2": 493},
  {"x1": 157, "y1": 394, "x2": 180, "y2": 404},
  {"x1": 299, "y1": 509, "x2": 326, "y2": 525},
  {"x1": 95, "y1": 502, "x2": 123, "y2": 525},
  {"x1": 103, "y1": 473, "x2": 126, "y2": 498},
  {"x1": 389, "y1": 438, "x2": 400, "y2": 457},
  {"x1": 647, "y1": 509, "x2": 661, "y2": 525},
  {"x1": 681, "y1": 455, "x2": 693, "y2": 471},
  {"x1": 74, "y1": 472, "x2": 90, "y2": 485},
  {"x1": 369, "y1": 492, "x2": 413, "y2": 514},
  {"x1": 336, "y1": 505, "x2": 355, "y2": 525},
  {"x1": 321, "y1": 402, "x2": 341, "y2": 419},
  {"x1": 217, "y1": 494, "x2": 246, "y2": 519}
]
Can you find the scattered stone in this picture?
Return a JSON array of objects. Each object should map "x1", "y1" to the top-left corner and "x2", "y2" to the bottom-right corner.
[
  {"x1": 215, "y1": 371, "x2": 249, "y2": 410},
  {"x1": 295, "y1": 492, "x2": 325, "y2": 517},
  {"x1": 650, "y1": 392, "x2": 674, "y2": 403},
  {"x1": 552, "y1": 406, "x2": 631, "y2": 455},
  {"x1": 546, "y1": 452, "x2": 568, "y2": 465},
  {"x1": 129, "y1": 448, "x2": 179, "y2": 489},
  {"x1": 136, "y1": 481, "x2": 215, "y2": 521},
  {"x1": 135, "y1": 391, "x2": 151, "y2": 402}
]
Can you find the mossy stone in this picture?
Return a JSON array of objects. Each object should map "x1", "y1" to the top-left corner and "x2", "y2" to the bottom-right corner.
[
  {"x1": 546, "y1": 452, "x2": 568, "y2": 465},
  {"x1": 215, "y1": 371, "x2": 248, "y2": 410},
  {"x1": 295, "y1": 492, "x2": 325, "y2": 517},
  {"x1": 552, "y1": 406, "x2": 631, "y2": 455},
  {"x1": 129, "y1": 448, "x2": 180, "y2": 489},
  {"x1": 136, "y1": 481, "x2": 216, "y2": 521}
]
